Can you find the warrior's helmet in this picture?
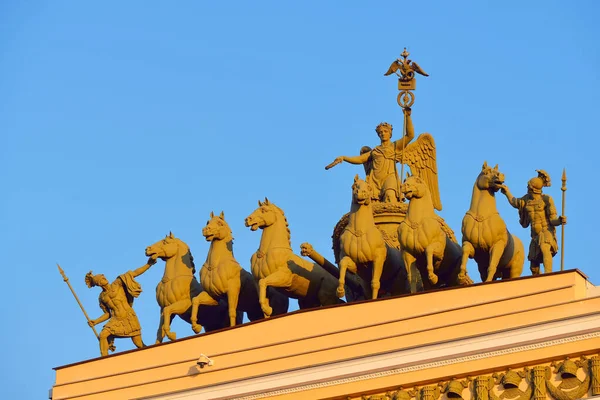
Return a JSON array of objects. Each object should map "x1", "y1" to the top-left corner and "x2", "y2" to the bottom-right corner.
[
  {"x1": 85, "y1": 271, "x2": 104, "y2": 288},
  {"x1": 528, "y1": 170, "x2": 552, "y2": 194},
  {"x1": 527, "y1": 177, "x2": 544, "y2": 194}
]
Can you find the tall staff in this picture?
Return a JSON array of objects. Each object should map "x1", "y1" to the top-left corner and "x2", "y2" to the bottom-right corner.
[
  {"x1": 57, "y1": 263, "x2": 99, "y2": 340},
  {"x1": 561, "y1": 169, "x2": 567, "y2": 271},
  {"x1": 384, "y1": 48, "x2": 429, "y2": 189}
]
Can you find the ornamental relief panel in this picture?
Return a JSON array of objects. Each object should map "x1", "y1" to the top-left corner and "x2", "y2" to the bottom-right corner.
[{"x1": 356, "y1": 355, "x2": 600, "y2": 400}]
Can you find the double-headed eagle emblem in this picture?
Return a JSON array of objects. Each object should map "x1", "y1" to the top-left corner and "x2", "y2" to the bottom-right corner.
[{"x1": 384, "y1": 48, "x2": 428, "y2": 81}]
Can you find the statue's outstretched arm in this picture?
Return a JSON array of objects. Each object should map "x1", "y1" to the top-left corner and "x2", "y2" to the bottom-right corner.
[
  {"x1": 500, "y1": 185, "x2": 520, "y2": 209},
  {"x1": 300, "y1": 243, "x2": 339, "y2": 278},
  {"x1": 300, "y1": 243, "x2": 364, "y2": 294},
  {"x1": 131, "y1": 257, "x2": 157, "y2": 278},
  {"x1": 326, "y1": 152, "x2": 370, "y2": 170},
  {"x1": 343, "y1": 153, "x2": 370, "y2": 164}
]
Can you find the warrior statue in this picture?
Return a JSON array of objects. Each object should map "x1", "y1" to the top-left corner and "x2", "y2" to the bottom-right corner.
[
  {"x1": 326, "y1": 107, "x2": 441, "y2": 210},
  {"x1": 85, "y1": 257, "x2": 156, "y2": 356},
  {"x1": 500, "y1": 170, "x2": 567, "y2": 274}
]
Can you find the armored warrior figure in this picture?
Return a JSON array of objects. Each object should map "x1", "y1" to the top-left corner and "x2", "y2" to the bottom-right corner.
[
  {"x1": 85, "y1": 257, "x2": 156, "y2": 356},
  {"x1": 500, "y1": 170, "x2": 566, "y2": 274}
]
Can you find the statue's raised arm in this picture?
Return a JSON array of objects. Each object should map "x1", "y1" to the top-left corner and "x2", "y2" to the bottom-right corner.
[{"x1": 397, "y1": 106, "x2": 441, "y2": 210}]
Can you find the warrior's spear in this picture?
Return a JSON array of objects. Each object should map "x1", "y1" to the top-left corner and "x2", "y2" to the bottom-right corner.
[
  {"x1": 57, "y1": 263, "x2": 99, "y2": 340},
  {"x1": 560, "y1": 169, "x2": 567, "y2": 271}
]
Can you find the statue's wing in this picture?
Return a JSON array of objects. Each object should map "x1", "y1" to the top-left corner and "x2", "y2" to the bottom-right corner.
[
  {"x1": 411, "y1": 61, "x2": 429, "y2": 77},
  {"x1": 360, "y1": 146, "x2": 373, "y2": 177},
  {"x1": 384, "y1": 60, "x2": 401, "y2": 76},
  {"x1": 403, "y1": 133, "x2": 442, "y2": 210}
]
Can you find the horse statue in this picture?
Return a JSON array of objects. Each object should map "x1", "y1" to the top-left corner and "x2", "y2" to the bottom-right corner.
[
  {"x1": 145, "y1": 233, "x2": 230, "y2": 342},
  {"x1": 459, "y1": 162, "x2": 525, "y2": 282},
  {"x1": 190, "y1": 211, "x2": 266, "y2": 333},
  {"x1": 245, "y1": 198, "x2": 341, "y2": 316},
  {"x1": 300, "y1": 242, "x2": 368, "y2": 302},
  {"x1": 398, "y1": 174, "x2": 473, "y2": 290},
  {"x1": 337, "y1": 175, "x2": 407, "y2": 300}
]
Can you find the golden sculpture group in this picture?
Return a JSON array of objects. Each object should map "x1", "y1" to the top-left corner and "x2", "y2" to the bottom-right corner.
[{"x1": 57, "y1": 49, "x2": 567, "y2": 357}]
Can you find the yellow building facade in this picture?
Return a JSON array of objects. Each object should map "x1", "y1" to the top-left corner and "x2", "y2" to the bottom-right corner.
[{"x1": 52, "y1": 270, "x2": 600, "y2": 400}]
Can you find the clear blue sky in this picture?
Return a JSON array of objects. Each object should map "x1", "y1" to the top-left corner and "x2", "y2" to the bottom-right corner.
[{"x1": 1, "y1": 1, "x2": 599, "y2": 398}]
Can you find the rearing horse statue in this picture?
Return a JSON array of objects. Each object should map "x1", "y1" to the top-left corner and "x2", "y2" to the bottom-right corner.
[
  {"x1": 459, "y1": 162, "x2": 525, "y2": 282},
  {"x1": 190, "y1": 211, "x2": 265, "y2": 333},
  {"x1": 398, "y1": 174, "x2": 472, "y2": 290},
  {"x1": 337, "y1": 175, "x2": 406, "y2": 299},
  {"x1": 145, "y1": 233, "x2": 229, "y2": 342},
  {"x1": 245, "y1": 198, "x2": 340, "y2": 316}
]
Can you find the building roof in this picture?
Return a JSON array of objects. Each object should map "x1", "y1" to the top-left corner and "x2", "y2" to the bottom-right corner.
[{"x1": 51, "y1": 270, "x2": 600, "y2": 400}]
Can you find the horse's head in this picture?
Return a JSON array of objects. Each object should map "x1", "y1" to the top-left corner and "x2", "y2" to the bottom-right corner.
[
  {"x1": 203, "y1": 211, "x2": 232, "y2": 242},
  {"x1": 145, "y1": 232, "x2": 188, "y2": 260},
  {"x1": 402, "y1": 174, "x2": 428, "y2": 200},
  {"x1": 477, "y1": 161, "x2": 505, "y2": 193},
  {"x1": 351, "y1": 175, "x2": 374, "y2": 205},
  {"x1": 245, "y1": 198, "x2": 281, "y2": 231}
]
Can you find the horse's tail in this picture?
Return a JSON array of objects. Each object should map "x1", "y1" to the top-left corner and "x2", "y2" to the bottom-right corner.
[{"x1": 509, "y1": 233, "x2": 526, "y2": 278}]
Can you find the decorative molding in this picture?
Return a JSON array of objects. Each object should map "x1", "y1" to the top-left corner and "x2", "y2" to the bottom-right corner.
[
  {"x1": 230, "y1": 334, "x2": 600, "y2": 400},
  {"x1": 359, "y1": 356, "x2": 600, "y2": 400}
]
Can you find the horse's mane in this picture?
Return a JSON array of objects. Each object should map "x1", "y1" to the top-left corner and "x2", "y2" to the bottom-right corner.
[
  {"x1": 173, "y1": 237, "x2": 196, "y2": 275},
  {"x1": 217, "y1": 216, "x2": 234, "y2": 240},
  {"x1": 214, "y1": 216, "x2": 235, "y2": 252},
  {"x1": 267, "y1": 203, "x2": 291, "y2": 246}
]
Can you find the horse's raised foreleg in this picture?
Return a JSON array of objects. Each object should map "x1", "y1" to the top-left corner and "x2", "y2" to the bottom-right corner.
[
  {"x1": 162, "y1": 299, "x2": 192, "y2": 341},
  {"x1": 402, "y1": 251, "x2": 418, "y2": 293},
  {"x1": 425, "y1": 241, "x2": 444, "y2": 286},
  {"x1": 190, "y1": 291, "x2": 219, "y2": 333},
  {"x1": 458, "y1": 241, "x2": 474, "y2": 284},
  {"x1": 371, "y1": 248, "x2": 387, "y2": 299},
  {"x1": 226, "y1": 273, "x2": 242, "y2": 326},
  {"x1": 337, "y1": 256, "x2": 357, "y2": 299},
  {"x1": 486, "y1": 240, "x2": 506, "y2": 282},
  {"x1": 259, "y1": 269, "x2": 293, "y2": 317}
]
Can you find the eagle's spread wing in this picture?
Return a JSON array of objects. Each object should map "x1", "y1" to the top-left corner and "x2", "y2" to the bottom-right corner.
[
  {"x1": 402, "y1": 133, "x2": 442, "y2": 210},
  {"x1": 411, "y1": 61, "x2": 429, "y2": 77},
  {"x1": 384, "y1": 60, "x2": 401, "y2": 76}
]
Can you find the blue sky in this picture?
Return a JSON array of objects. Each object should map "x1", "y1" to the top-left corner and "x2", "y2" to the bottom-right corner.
[{"x1": 1, "y1": 1, "x2": 599, "y2": 399}]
